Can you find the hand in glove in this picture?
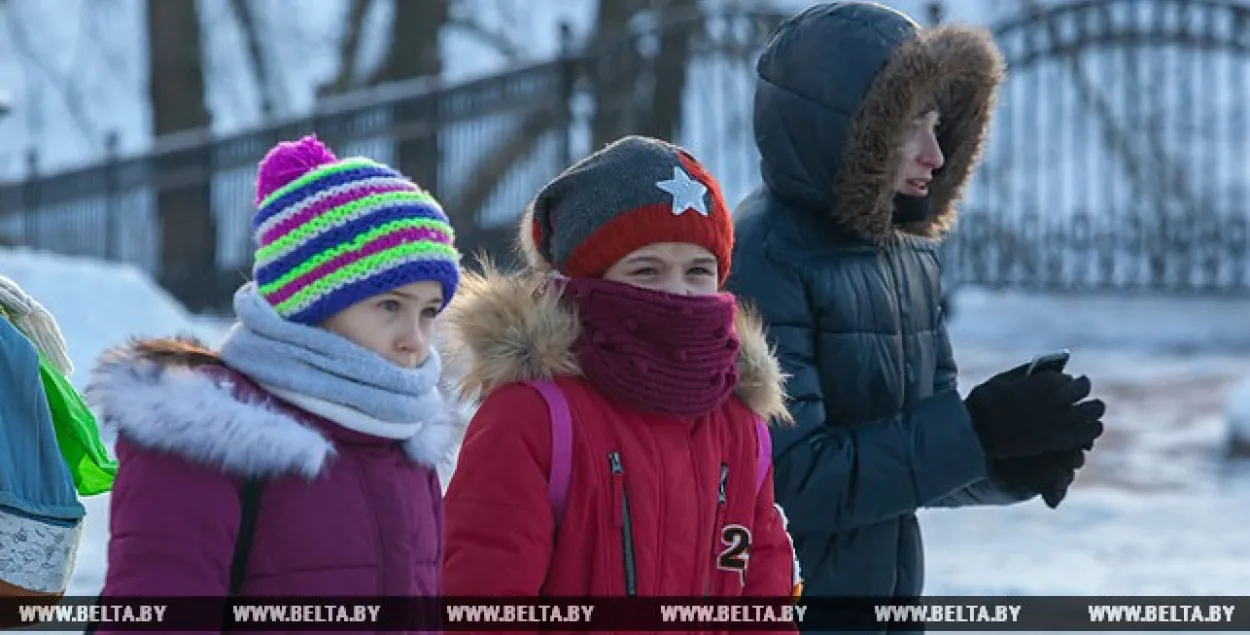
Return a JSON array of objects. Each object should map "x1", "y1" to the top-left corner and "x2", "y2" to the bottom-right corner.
[
  {"x1": 992, "y1": 447, "x2": 1090, "y2": 509},
  {"x1": 964, "y1": 367, "x2": 1106, "y2": 460}
]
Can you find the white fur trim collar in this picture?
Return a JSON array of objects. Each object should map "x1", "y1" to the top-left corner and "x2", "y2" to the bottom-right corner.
[{"x1": 85, "y1": 340, "x2": 467, "y2": 479}]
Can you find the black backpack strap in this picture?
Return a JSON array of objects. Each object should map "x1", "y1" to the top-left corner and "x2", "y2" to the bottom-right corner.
[
  {"x1": 229, "y1": 478, "x2": 264, "y2": 596},
  {"x1": 221, "y1": 478, "x2": 264, "y2": 634},
  {"x1": 89, "y1": 479, "x2": 264, "y2": 635}
]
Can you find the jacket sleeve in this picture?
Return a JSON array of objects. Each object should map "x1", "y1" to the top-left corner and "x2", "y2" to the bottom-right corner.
[
  {"x1": 727, "y1": 239, "x2": 990, "y2": 534},
  {"x1": 443, "y1": 383, "x2": 554, "y2": 598},
  {"x1": 924, "y1": 308, "x2": 1031, "y2": 508},
  {"x1": 743, "y1": 467, "x2": 800, "y2": 633},
  {"x1": 97, "y1": 437, "x2": 239, "y2": 634}
]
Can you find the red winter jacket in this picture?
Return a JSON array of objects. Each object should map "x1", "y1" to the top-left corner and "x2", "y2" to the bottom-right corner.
[{"x1": 441, "y1": 270, "x2": 799, "y2": 634}]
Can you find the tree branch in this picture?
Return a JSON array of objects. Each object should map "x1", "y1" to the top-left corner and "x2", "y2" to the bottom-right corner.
[
  {"x1": 366, "y1": 0, "x2": 448, "y2": 87},
  {"x1": 226, "y1": 0, "x2": 284, "y2": 117},
  {"x1": 444, "y1": 14, "x2": 526, "y2": 61},
  {"x1": 2, "y1": 4, "x2": 100, "y2": 151},
  {"x1": 318, "y1": 0, "x2": 374, "y2": 97}
]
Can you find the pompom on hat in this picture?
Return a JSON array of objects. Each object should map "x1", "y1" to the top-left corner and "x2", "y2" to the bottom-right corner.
[
  {"x1": 251, "y1": 135, "x2": 460, "y2": 325},
  {"x1": 521, "y1": 135, "x2": 734, "y2": 284}
]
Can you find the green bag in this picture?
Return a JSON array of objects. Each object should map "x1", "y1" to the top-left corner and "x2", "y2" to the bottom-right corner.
[
  {"x1": 0, "y1": 303, "x2": 115, "y2": 496},
  {"x1": 36, "y1": 355, "x2": 117, "y2": 496}
]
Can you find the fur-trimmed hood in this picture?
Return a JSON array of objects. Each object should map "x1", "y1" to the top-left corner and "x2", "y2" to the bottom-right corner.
[
  {"x1": 753, "y1": 2, "x2": 1005, "y2": 243},
  {"x1": 84, "y1": 337, "x2": 469, "y2": 480},
  {"x1": 440, "y1": 266, "x2": 792, "y2": 424}
]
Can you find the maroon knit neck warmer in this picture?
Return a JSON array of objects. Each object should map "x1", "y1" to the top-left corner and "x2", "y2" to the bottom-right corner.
[{"x1": 559, "y1": 277, "x2": 739, "y2": 418}]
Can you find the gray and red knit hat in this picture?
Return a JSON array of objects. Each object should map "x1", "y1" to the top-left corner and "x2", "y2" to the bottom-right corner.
[{"x1": 521, "y1": 135, "x2": 734, "y2": 284}]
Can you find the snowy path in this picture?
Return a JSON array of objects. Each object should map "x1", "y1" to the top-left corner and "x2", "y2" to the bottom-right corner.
[{"x1": 920, "y1": 289, "x2": 1250, "y2": 606}]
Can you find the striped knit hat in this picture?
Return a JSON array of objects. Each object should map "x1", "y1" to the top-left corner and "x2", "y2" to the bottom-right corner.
[{"x1": 251, "y1": 135, "x2": 460, "y2": 325}]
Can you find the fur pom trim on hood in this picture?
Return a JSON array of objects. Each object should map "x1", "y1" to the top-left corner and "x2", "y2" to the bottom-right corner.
[
  {"x1": 836, "y1": 23, "x2": 1004, "y2": 242},
  {"x1": 754, "y1": 6, "x2": 1005, "y2": 244},
  {"x1": 84, "y1": 337, "x2": 468, "y2": 479},
  {"x1": 440, "y1": 265, "x2": 792, "y2": 425}
]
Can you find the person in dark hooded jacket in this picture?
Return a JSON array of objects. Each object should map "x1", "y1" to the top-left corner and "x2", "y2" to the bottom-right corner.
[{"x1": 726, "y1": 1, "x2": 1107, "y2": 606}]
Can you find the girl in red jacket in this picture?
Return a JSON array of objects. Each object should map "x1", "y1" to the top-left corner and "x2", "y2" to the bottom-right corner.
[{"x1": 442, "y1": 136, "x2": 801, "y2": 615}]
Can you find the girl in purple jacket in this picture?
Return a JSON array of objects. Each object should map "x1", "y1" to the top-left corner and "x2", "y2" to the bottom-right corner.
[{"x1": 84, "y1": 136, "x2": 464, "y2": 632}]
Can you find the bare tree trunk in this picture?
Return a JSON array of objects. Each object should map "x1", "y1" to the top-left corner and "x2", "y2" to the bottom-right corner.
[
  {"x1": 589, "y1": 0, "x2": 698, "y2": 147},
  {"x1": 320, "y1": 0, "x2": 523, "y2": 99},
  {"x1": 589, "y1": 0, "x2": 646, "y2": 149},
  {"x1": 373, "y1": 0, "x2": 450, "y2": 192},
  {"x1": 317, "y1": 0, "x2": 376, "y2": 98},
  {"x1": 452, "y1": 0, "x2": 700, "y2": 253},
  {"x1": 146, "y1": 0, "x2": 216, "y2": 312},
  {"x1": 639, "y1": 0, "x2": 698, "y2": 140},
  {"x1": 227, "y1": 0, "x2": 282, "y2": 118}
]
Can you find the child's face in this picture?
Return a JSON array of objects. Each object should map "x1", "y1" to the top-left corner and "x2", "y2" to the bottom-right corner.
[
  {"x1": 320, "y1": 281, "x2": 443, "y2": 368},
  {"x1": 894, "y1": 109, "x2": 945, "y2": 197},
  {"x1": 602, "y1": 242, "x2": 720, "y2": 296}
]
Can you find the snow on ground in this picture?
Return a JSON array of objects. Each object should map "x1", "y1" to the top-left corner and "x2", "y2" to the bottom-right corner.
[
  {"x1": 948, "y1": 287, "x2": 1250, "y2": 493},
  {"x1": 948, "y1": 287, "x2": 1250, "y2": 357},
  {"x1": 3, "y1": 250, "x2": 1247, "y2": 625},
  {"x1": 0, "y1": 247, "x2": 226, "y2": 388},
  {"x1": 1225, "y1": 375, "x2": 1250, "y2": 454},
  {"x1": 921, "y1": 286, "x2": 1250, "y2": 607}
]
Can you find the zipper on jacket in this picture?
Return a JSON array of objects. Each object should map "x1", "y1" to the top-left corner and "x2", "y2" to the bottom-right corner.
[
  {"x1": 717, "y1": 463, "x2": 729, "y2": 507},
  {"x1": 704, "y1": 463, "x2": 731, "y2": 596},
  {"x1": 608, "y1": 452, "x2": 638, "y2": 597}
]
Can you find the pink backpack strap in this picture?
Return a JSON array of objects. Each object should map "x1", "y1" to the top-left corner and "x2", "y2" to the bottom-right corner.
[
  {"x1": 754, "y1": 416, "x2": 772, "y2": 495},
  {"x1": 523, "y1": 380, "x2": 573, "y2": 524}
]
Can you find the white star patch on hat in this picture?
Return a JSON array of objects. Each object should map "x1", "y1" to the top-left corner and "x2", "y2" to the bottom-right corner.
[{"x1": 655, "y1": 166, "x2": 709, "y2": 217}]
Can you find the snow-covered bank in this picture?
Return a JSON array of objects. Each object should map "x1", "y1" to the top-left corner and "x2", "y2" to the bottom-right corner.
[
  {"x1": 925, "y1": 286, "x2": 1250, "y2": 606},
  {"x1": 0, "y1": 247, "x2": 224, "y2": 388},
  {"x1": 924, "y1": 484, "x2": 1250, "y2": 595}
]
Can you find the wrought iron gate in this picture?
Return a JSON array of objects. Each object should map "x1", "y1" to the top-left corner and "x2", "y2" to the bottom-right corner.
[{"x1": 946, "y1": 0, "x2": 1250, "y2": 294}]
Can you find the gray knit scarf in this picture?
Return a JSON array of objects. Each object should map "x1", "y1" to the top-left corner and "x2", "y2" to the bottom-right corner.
[{"x1": 218, "y1": 284, "x2": 445, "y2": 438}]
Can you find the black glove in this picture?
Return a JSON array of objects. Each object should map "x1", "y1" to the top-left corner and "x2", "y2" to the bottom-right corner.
[
  {"x1": 964, "y1": 365, "x2": 1106, "y2": 460},
  {"x1": 992, "y1": 447, "x2": 1090, "y2": 509}
]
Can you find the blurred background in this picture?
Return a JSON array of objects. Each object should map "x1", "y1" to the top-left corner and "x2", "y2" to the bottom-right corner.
[{"x1": 2, "y1": 0, "x2": 1250, "y2": 615}]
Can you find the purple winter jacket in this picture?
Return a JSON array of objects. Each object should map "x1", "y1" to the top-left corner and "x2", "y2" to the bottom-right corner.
[{"x1": 83, "y1": 338, "x2": 465, "y2": 635}]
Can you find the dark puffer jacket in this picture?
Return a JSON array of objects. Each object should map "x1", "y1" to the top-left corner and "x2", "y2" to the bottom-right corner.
[{"x1": 726, "y1": 2, "x2": 1019, "y2": 604}]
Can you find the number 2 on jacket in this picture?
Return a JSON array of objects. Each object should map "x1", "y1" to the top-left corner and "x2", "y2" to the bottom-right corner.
[{"x1": 716, "y1": 524, "x2": 752, "y2": 586}]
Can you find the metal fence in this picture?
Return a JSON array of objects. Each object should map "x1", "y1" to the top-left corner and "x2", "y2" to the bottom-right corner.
[
  {"x1": 0, "y1": 7, "x2": 782, "y2": 312},
  {"x1": 3, "y1": 0, "x2": 1250, "y2": 311},
  {"x1": 946, "y1": 0, "x2": 1250, "y2": 294}
]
